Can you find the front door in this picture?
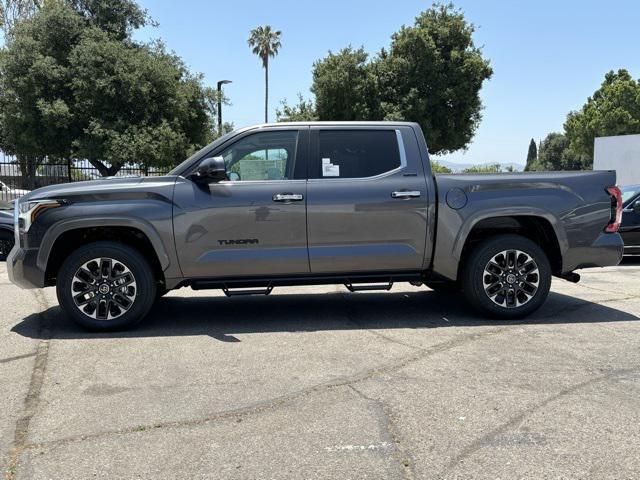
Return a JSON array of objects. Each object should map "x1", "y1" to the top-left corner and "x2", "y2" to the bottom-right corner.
[
  {"x1": 173, "y1": 127, "x2": 310, "y2": 278},
  {"x1": 306, "y1": 126, "x2": 429, "y2": 273}
]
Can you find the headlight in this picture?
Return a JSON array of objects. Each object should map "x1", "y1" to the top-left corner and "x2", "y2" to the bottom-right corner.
[{"x1": 17, "y1": 199, "x2": 64, "y2": 233}]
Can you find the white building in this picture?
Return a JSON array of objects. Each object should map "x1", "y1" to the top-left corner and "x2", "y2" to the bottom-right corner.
[{"x1": 594, "y1": 134, "x2": 640, "y2": 186}]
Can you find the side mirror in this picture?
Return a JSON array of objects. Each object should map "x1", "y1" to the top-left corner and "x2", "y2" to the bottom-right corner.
[
  {"x1": 633, "y1": 200, "x2": 640, "y2": 214},
  {"x1": 195, "y1": 157, "x2": 227, "y2": 182}
]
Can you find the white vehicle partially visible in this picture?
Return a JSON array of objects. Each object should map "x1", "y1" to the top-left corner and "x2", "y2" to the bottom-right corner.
[{"x1": 0, "y1": 180, "x2": 30, "y2": 201}]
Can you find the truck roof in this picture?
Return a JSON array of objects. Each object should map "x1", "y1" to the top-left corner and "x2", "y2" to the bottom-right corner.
[{"x1": 250, "y1": 121, "x2": 419, "y2": 128}]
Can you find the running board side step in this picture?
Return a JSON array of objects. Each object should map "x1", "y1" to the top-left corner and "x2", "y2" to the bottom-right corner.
[
  {"x1": 222, "y1": 284, "x2": 274, "y2": 297},
  {"x1": 345, "y1": 282, "x2": 393, "y2": 292}
]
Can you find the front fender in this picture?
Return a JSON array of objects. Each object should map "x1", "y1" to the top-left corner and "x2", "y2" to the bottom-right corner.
[{"x1": 36, "y1": 216, "x2": 171, "y2": 272}]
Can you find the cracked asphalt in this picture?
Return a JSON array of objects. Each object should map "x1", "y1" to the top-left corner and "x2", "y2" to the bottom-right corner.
[{"x1": 1, "y1": 260, "x2": 640, "y2": 480}]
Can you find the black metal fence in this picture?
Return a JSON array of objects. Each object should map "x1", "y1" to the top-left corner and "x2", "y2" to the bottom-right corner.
[{"x1": 0, "y1": 152, "x2": 170, "y2": 203}]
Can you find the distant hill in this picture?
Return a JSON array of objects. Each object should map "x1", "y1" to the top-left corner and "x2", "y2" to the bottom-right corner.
[{"x1": 437, "y1": 160, "x2": 525, "y2": 173}]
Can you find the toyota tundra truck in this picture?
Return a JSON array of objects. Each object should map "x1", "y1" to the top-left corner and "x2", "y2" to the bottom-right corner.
[{"x1": 7, "y1": 122, "x2": 624, "y2": 330}]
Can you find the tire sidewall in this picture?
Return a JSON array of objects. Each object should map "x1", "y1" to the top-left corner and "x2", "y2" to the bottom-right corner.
[
  {"x1": 462, "y1": 235, "x2": 551, "y2": 319},
  {"x1": 56, "y1": 242, "x2": 156, "y2": 331}
]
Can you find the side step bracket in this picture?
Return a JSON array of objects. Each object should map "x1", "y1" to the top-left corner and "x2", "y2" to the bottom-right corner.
[
  {"x1": 222, "y1": 284, "x2": 274, "y2": 297},
  {"x1": 344, "y1": 282, "x2": 393, "y2": 293}
]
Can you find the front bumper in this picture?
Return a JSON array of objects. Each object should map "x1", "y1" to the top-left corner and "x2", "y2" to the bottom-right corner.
[
  {"x1": 7, "y1": 246, "x2": 46, "y2": 289},
  {"x1": 562, "y1": 232, "x2": 624, "y2": 273}
]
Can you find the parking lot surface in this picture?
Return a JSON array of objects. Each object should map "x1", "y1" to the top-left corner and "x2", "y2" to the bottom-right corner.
[{"x1": 1, "y1": 260, "x2": 640, "y2": 480}]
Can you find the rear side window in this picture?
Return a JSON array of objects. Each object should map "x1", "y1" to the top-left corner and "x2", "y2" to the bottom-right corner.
[{"x1": 313, "y1": 130, "x2": 401, "y2": 179}]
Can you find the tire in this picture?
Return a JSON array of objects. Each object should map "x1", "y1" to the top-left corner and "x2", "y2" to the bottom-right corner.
[
  {"x1": 461, "y1": 234, "x2": 551, "y2": 319},
  {"x1": 425, "y1": 281, "x2": 460, "y2": 293},
  {"x1": 0, "y1": 230, "x2": 14, "y2": 261},
  {"x1": 56, "y1": 241, "x2": 157, "y2": 331}
]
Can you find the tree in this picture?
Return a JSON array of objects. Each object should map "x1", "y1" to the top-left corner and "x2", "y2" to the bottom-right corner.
[
  {"x1": 0, "y1": 1, "x2": 82, "y2": 188},
  {"x1": 462, "y1": 163, "x2": 502, "y2": 173},
  {"x1": 70, "y1": 32, "x2": 215, "y2": 175},
  {"x1": 0, "y1": 0, "x2": 215, "y2": 181},
  {"x1": 248, "y1": 25, "x2": 281, "y2": 123},
  {"x1": 310, "y1": 3, "x2": 492, "y2": 155},
  {"x1": 564, "y1": 69, "x2": 640, "y2": 165},
  {"x1": 430, "y1": 160, "x2": 452, "y2": 173},
  {"x1": 0, "y1": 0, "x2": 40, "y2": 37},
  {"x1": 276, "y1": 94, "x2": 318, "y2": 122},
  {"x1": 311, "y1": 46, "x2": 380, "y2": 121},
  {"x1": 525, "y1": 138, "x2": 537, "y2": 171}
]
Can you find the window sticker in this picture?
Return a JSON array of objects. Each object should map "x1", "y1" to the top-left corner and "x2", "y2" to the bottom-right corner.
[{"x1": 322, "y1": 158, "x2": 340, "y2": 177}]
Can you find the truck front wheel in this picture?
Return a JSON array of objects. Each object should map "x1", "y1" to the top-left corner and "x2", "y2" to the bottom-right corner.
[
  {"x1": 461, "y1": 234, "x2": 551, "y2": 319},
  {"x1": 56, "y1": 241, "x2": 157, "y2": 331}
]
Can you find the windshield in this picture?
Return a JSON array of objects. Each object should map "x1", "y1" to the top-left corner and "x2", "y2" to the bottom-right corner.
[
  {"x1": 621, "y1": 185, "x2": 640, "y2": 206},
  {"x1": 0, "y1": 200, "x2": 12, "y2": 210},
  {"x1": 168, "y1": 129, "x2": 240, "y2": 176}
]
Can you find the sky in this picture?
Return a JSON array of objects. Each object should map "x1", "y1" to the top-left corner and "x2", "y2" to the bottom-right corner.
[{"x1": 134, "y1": 0, "x2": 640, "y2": 166}]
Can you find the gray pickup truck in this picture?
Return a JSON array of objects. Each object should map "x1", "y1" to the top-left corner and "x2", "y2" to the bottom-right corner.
[{"x1": 7, "y1": 122, "x2": 624, "y2": 330}]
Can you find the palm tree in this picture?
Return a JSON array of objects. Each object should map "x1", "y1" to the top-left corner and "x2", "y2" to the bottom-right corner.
[{"x1": 248, "y1": 25, "x2": 281, "y2": 123}]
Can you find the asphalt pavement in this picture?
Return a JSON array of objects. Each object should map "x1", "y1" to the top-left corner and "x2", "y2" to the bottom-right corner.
[{"x1": 1, "y1": 259, "x2": 640, "y2": 479}]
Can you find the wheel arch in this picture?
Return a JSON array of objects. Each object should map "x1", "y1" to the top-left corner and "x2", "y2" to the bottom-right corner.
[
  {"x1": 40, "y1": 218, "x2": 170, "y2": 285},
  {"x1": 456, "y1": 213, "x2": 565, "y2": 278}
]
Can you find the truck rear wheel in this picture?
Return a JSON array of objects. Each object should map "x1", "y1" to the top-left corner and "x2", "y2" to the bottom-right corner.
[
  {"x1": 461, "y1": 234, "x2": 551, "y2": 319},
  {"x1": 56, "y1": 241, "x2": 156, "y2": 331}
]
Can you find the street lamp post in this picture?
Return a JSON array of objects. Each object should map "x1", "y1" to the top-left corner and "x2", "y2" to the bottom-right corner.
[{"x1": 217, "y1": 80, "x2": 232, "y2": 136}]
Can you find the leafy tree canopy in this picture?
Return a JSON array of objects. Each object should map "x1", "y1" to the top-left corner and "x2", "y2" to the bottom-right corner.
[
  {"x1": 0, "y1": 0, "x2": 215, "y2": 179},
  {"x1": 276, "y1": 94, "x2": 318, "y2": 122},
  {"x1": 310, "y1": 3, "x2": 492, "y2": 155},
  {"x1": 461, "y1": 163, "x2": 502, "y2": 173},
  {"x1": 527, "y1": 132, "x2": 588, "y2": 171},
  {"x1": 564, "y1": 69, "x2": 640, "y2": 163},
  {"x1": 430, "y1": 160, "x2": 452, "y2": 174}
]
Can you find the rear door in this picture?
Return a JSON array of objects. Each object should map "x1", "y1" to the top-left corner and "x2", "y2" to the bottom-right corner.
[
  {"x1": 173, "y1": 127, "x2": 310, "y2": 278},
  {"x1": 306, "y1": 126, "x2": 429, "y2": 273}
]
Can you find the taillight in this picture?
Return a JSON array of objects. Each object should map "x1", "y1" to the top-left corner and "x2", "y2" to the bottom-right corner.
[{"x1": 605, "y1": 186, "x2": 622, "y2": 233}]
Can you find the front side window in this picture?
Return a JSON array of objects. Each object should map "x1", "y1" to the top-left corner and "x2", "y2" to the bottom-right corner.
[
  {"x1": 313, "y1": 130, "x2": 401, "y2": 179},
  {"x1": 220, "y1": 130, "x2": 299, "y2": 181}
]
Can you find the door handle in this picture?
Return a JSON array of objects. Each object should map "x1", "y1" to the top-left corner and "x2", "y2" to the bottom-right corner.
[
  {"x1": 272, "y1": 193, "x2": 304, "y2": 202},
  {"x1": 391, "y1": 190, "x2": 421, "y2": 199}
]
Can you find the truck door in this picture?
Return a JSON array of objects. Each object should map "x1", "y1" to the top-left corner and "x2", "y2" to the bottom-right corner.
[
  {"x1": 306, "y1": 126, "x2": 429, "y2": 273},
  {"x1": 173, "y1": 127, "x2": 310, "y2": 278}
]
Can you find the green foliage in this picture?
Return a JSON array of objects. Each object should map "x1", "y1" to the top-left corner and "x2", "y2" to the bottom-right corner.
[
  {"x1": 0, "y1": 0, "x2": 215, "y2": 179},
  {"x1": 70, "y1": 31, "x2": 214, "y2": 175},
  {"x1": 0, "y1": 0, "x2": 40, "y2": 35},
  {"x1": 525, "y1": 138, "x2": 537, "y2": 171},
  {"x1": 68, "y1": 0, "x2": 149, "y2": 40},
  {"x1": 311, "y1": 46, "x2": 380, "y2": 121},
  {"x1": 531, "y1": 132, "x2": 588, "y2": 171},
  {"x1": 248, "y1": 25, "x2": 281, "y2": 123},
  {"x1": 564, "y1": 69, "x2": 640, "y2": 165},
  {"x1": 430, "y1": 160, "x2": 452, "y2": 174},
  {"x1": 276, "y1": 94, "x2": 318, "y2": 122},
  {"x1": 311, "y1": 3, "x2": 492, "y2": 155},
  {"x1": 461, "y1": 163, "x2": 502, "y2": 173},
  {"x1": 247, "y1": 25, "x2": 281, "y2": 69}
]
